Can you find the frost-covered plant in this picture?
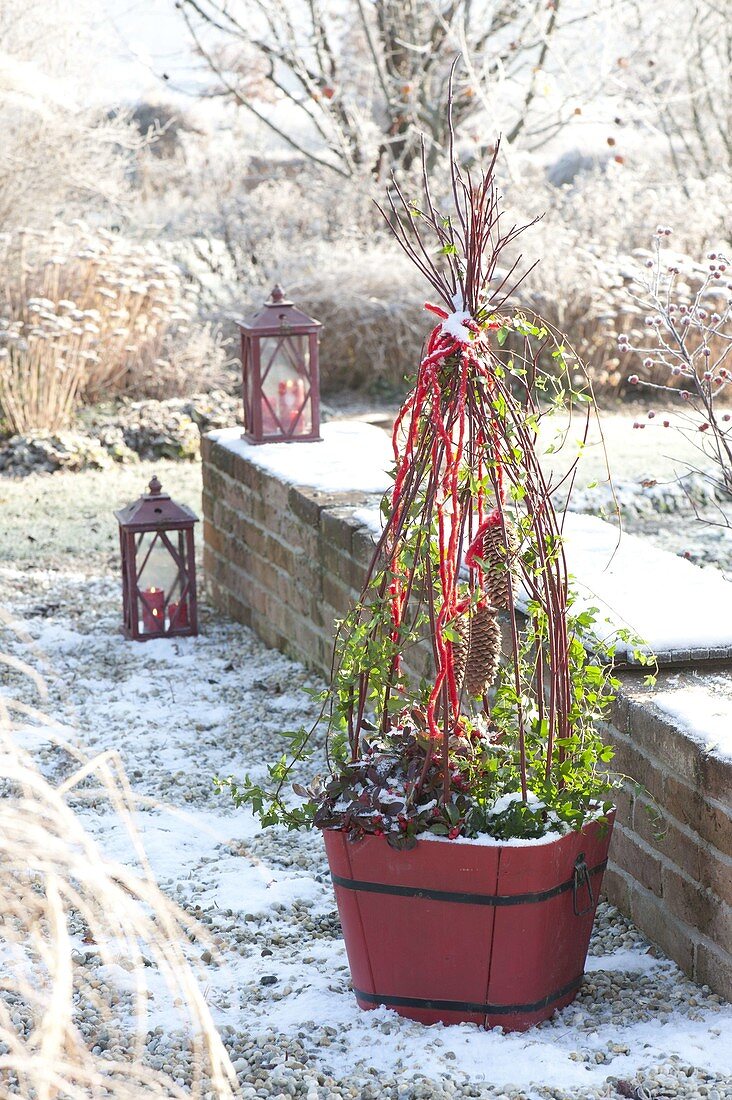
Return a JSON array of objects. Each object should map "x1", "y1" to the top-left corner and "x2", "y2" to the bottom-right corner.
[
  {"x1": 622, "y1": 229, "x2": 732, "y2": 514},
  {"x1": 220, "y1": 92, "x2": 644, "y2": 846},
  {"x1": 0, "y1": 638, "x2": 237, "y2": 1098},
  {"x1": 291, "y1": 248, "x2": 428, "y2": 393},
  {"x1": 0, "y1": 0, "x2": 140, "y2": 231},
  {"x1": 506, "y1": 163, "x2": 730, "y2": 398},
  {"x1": 0, "y1": 225, "x2": 195, "y2": 432},
  {"x1": 177, "y1": 0, "x2": 574, "y2": 179}
]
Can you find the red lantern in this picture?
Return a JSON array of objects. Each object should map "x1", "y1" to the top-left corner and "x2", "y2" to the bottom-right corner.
[
  {"x1": 239, "y1": 284, "x2": 322, "y2": 443},
  {"x1": 116, "y1": 476, "x2": 198, "y2": 640}
]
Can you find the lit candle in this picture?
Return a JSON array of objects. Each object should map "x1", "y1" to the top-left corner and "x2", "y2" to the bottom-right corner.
[
  {"x1": 277, "y1": 379, "x2": 306, "y2": 429},
  {"x1": 168, "y1": 598, "x2": 189, "y2": 629},
  {"x1": 141, "y1": 587, "x2": 164, "y2": 633}
]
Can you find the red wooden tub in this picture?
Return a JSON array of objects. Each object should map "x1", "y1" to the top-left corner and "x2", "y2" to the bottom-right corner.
[{"x1": 324, "y1": 812, "x2": 614, "y2": 1031}]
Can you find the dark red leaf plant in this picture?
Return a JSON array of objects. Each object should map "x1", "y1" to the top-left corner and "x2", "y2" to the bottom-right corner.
[{"x1": 220, "y1": 89, "x2": 625, "y2": 846}]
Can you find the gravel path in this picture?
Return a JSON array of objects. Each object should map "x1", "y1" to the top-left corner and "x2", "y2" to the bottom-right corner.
[{"x1": 1, "y1": 461, "x2": 731, "y2": 1100}]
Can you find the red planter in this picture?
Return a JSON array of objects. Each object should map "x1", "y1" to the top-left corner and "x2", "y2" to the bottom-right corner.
[{"x1": 324, "y1": 812, "x2": 614, "y2": 1031}]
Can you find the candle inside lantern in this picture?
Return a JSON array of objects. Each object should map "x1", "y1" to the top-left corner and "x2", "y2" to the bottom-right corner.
[
  {"x1": 168, "y1": 598, "x2": 189, "y2": 629},
  {"x1": 141, "y1": 587, "x2": 165, "y2": 633},
  {"x1": 278, "y1": 378, "x2": 306, "y2": 429}
]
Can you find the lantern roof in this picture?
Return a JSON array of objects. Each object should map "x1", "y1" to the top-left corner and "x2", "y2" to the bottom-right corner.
[
  {"x1": 239, "y1": 285, "x2": 321, "y2": 335},
  {"x1": 115, "y1": 476, "x2": 199, "y2": 531}
]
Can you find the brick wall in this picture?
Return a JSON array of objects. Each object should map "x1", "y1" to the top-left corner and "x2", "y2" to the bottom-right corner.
[
  {"x1": 202, "y1": 434, "x2": 377, "y2": 677},
  {"x1": 600, "y1": 690, "x2": 732, "y2": 999},
  {"x1": 202, "y1": 432, "x2": 732, "y2": 1001}
]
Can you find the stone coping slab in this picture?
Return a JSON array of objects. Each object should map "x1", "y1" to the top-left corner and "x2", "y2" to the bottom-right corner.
[{"x1": 209, "y1": 424, "x2": 732, "y2": 667}]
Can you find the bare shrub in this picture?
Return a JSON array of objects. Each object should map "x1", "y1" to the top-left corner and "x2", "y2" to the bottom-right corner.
[
  {"x1": 506, "y1": 164, "x2": 731, "y2": 397},
  {"x1": 0, "y1": 629, "x2": 237, "y2": 1097},
  {"x1": 620, "y1": 233, "x2": 732, "y2": 511},
  {"x1": 0, "y1": 225, "x2": 212, "y2": 432},
  {"x1": 126, "y1": 322, "x2": 239, "y2": 401},
  {"x1": 0, "y1": 2, "x2": 138, "y2": 232},
  {"x1": 177, "y1": 0, "x2": 613, "y2": 180},
  {"x1": 290, "y1": 246, "x2": 426, "y2": 393}
]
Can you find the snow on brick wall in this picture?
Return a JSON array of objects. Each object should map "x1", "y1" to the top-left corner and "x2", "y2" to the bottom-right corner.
[{"x1": 202, "y1": 428, "x2": 732, "y2": 1001}]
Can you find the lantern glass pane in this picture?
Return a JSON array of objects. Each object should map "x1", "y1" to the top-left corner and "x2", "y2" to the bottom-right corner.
[
  {"x1": 135, "y1": 532, "x2": 184, "y2": 635},
  {"x1": 259, "y1": 334, "x2": 312, "y2": 437}
]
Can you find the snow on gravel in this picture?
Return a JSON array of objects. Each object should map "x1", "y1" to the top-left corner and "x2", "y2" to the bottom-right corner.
[{"x1": 2, "y1": 559, "x2": 732, "y2": 1100}]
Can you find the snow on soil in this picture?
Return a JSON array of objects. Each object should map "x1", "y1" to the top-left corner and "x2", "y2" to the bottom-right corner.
[{"x1": 2, "y1": 562, "x2": 731, "y2": 1100}]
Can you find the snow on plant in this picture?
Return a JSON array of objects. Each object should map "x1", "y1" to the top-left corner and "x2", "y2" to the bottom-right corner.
[
  {"x1": 0, "y1": 0, "x2": 140, "y2": 232},
  {"x1": 0, "y1": 225, "x2": 194, "y2": 433},
  {"x1": 219, "y1": 86, "x2": 652, "y2": 846},
  {"x1": 622, "y1": 229, "x2": 732, "y2": 514},
  {"x1": 177, "y1": 0, "x2": 577, "y2": 180}
]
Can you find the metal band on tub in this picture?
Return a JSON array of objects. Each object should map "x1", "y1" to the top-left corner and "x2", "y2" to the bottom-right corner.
[
  {"x1": 352, "y1": 975, "x2": 584, "y2": 1016},
  {"x1": 330, "y1": 854, "x2": 607, "y2": 908}
]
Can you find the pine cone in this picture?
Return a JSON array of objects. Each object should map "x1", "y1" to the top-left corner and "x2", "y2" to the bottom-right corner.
[
  {"x1": 482, "y1": 519, "x2": 518, "y2": 609},
  {"x1": 464, "y1": 606, "x2": 501, "y2": 696}
]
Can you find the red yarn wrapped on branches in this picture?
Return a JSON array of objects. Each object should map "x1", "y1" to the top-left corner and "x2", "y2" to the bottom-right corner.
[{"x1": 330, "y1": 83, "x2": 595, "y2": 812}]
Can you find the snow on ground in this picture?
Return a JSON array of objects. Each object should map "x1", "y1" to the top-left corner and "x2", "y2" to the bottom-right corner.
[{"x1": 2, "y1": 554, "x2": 731, "y2": 1100}]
